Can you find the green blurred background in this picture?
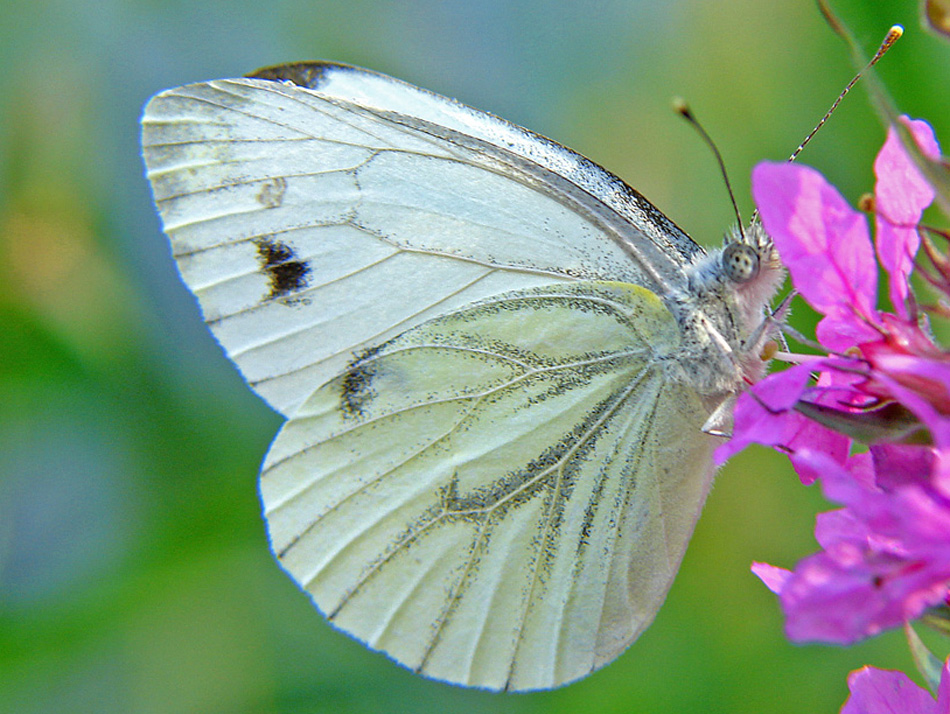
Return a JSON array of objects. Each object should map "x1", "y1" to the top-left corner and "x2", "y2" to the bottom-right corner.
[{"x1": 2, "y1": 0, "x2": 948, "y2": 712}]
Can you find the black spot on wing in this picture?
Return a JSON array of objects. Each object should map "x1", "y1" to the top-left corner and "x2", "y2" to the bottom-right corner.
[
  {"x1": 253, "y1": 236, "x2": 312, "y2": 300},
  {"x1": 340, "y1": 345, "x2": 382, "y2": 419}
]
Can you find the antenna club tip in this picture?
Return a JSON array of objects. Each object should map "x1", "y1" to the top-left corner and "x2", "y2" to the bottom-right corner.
[
  {"x1": 889, "y1": 24, "x2": 904, "y2": 38},
  {"x1": 671, "y1": 96, "x2": 690, "y2": 116}
]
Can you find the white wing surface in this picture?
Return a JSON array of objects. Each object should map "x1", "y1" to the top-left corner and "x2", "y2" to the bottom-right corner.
[
  {"x1": 141, "y1": 63, "x2": 702, "y2": 416},
  {"x1": 142, "y1": 63, "x2": 729, "y2": 691},
  {"x1": 249, "y1": 63, "x2": 703, "y2": 273},
  {"x1": 261, "y1": 282, "x2": 718, "y2": 691}
]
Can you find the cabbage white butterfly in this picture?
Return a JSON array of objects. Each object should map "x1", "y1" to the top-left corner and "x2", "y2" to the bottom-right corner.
[{"x1": 141, "y1": 62, "x2": 783, "y2": 691}]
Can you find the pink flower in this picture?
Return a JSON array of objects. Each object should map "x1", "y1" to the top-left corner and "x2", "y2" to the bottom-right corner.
[
  {"x1": 725, "y1": 116, "x2": 950, "y2": 646},
  {"x1": 722, "y1": 116, "x2": 944, "y2": 474},
  {"x1": 841, "y1": 657, "x2": 950, "y2": 714},
  {"x1": 752, "y1": 448, "x2": 950, "y2": 645}
]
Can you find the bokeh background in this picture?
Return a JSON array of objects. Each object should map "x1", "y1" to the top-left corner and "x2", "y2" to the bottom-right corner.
[{"x1": 2, "y1": 0, "x2": 948, "y2": 712}]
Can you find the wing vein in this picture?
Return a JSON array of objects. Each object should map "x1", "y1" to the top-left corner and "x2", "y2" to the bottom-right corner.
[
  {"x1": 502, "y1": 366, "x2": 653, "y2": 689},
  {"x1": 237, "y1": 267, "x2": 501, "y2": 369}
]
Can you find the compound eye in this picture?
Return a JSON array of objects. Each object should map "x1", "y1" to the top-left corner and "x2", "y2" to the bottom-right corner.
[{"x1": 722, "y1": 243, "x2": 760, "y2": 283}]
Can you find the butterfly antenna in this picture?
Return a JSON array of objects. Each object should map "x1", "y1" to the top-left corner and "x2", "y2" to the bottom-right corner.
[
  {"x1": 674, "y1": 98, "x2": 745, "y2": 240},
  {"x1": 786, "y1": 23, "x2": 903, "y2": 163}
]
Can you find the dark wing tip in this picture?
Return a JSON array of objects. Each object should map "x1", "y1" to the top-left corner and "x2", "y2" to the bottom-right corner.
[{"x1": 246, "y1": 61, "x2": 342, "y2": 89}]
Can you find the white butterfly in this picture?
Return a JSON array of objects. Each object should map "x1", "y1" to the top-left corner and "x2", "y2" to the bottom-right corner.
[{"x1": 141, "y1": 62, "x2": 784, "y2": 691}]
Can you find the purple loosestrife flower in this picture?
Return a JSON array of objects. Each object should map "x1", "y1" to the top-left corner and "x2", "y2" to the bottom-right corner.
[
  {"x1": 840, "y1": 656, "x2": 950, "y2": 714},
  {"x1": 718, "y1": 116, "x2": 950, "y2": 646},
  {"x1": 752, "y1": 446, "x2": 950, "y2": 643}
]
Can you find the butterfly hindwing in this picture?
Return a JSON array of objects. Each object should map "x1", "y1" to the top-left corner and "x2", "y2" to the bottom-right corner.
[{"x1": 260, "y1": 281, "x2": 718, "y2": 690}]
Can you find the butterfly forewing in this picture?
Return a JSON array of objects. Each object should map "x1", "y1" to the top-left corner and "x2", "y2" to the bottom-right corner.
[
  {"x1": 248, "y1": 62, "x2": 705, "y2": 277},
  {"x1": 143, "y1": 73, "x2": 676, "y2": 414},
  {"x1": 260, "y1": 282, "x2": 718, "y2": 690},
  {"x1": 141, "y1": 68, "x2": 703, "y2": 417}
]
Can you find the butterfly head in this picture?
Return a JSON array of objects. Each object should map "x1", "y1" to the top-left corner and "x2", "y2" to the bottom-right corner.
[
  {"x1": 670, "y1": 221, "x2": 785, "y2": 392},
  {"x1": 720, "y1": 221, "x2": 784, "y2": 328},
  {"x1": 714, "y1": 221, "x2": 786, "y2": 386}
]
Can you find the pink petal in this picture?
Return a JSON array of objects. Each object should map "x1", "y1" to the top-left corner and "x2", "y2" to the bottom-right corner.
[
  {"x1": 752, "y1": 363, "x2": 814, "y2": 411},
  {"x1": 871, "y1": 444, "x2": 935, "y2": 490},
  {"x1": 875, "y1": 117, "x2": 941, "y2": 318},
  {"x1": 752, "y1": 162, "x2": 878, "y2": 344},
  {"x1": 751, "y1": 561, "x2": 792, "y2": 594},
  {"x1": 891, "y1": 485, "x2": 950, "y2": 546},
  {"x1": 788, "y1": 430, "x2": 849, "y2": 485},
  {"x1": 780, "y1": 545, "x2": 948, "y2": 644},
  {"x1": 814, "y1": 508, "x2": 867, "y2": 552},
  {"x1": 814, "y1": 451, "x2": 877, "y2": 506},
  {"x1": 779, "y1": 551, "x2": 890, "y2": 643},
  {"x1": 715, "y1": 363, "x2": 852, "y2": 482},
  {"x1": 816, "y1": 314, "x2": 882, "y2": 353},
  {"x1": 785, "y1": 372, "x2": 854, "y2": 482},
  {"x1": 713, "y1": 365, "x2": 812, "y2": 464},
  {"x1": 842, "y1": 666, "x2": 938, "y2": 714}
]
